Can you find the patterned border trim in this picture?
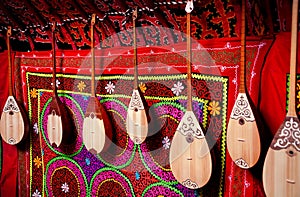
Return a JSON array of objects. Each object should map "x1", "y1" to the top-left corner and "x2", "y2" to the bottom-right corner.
[
  {"x1": 89, "y1": 167, "x2": 135, "y2": 197},
  {"x1": 27, "y1": 72, "x2": 228, "y2": 197},
  {"x1": 44, "y1": 156, "x2": 88, "y2": 196},
  {"x1": 97, "y1": 145, "x2": 137, "y2": 170},
  {"x1": 138, "y1": 145, "x2": 178, "y2": 185},
  {"x1": 220, "y1": 77, "x2": 228, "y2": 197},
  {"x1": 26, "y1": 72, "x2": 186, "y2": 81},
  {"x1": 39, "y1": 94, "x2": 84, "y2": 157},
  {"x1": 97, "y1": 178, "x2": 127, "y2": 195},
  {"x1": 142, "y1": 182, "x2": 185, "y2": 197},
  {"x1": 193, "y1": 73, "x2": 229, "y2": 197}
]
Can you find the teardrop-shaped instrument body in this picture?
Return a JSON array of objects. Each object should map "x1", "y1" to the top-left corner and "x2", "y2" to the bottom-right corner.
[
  {"x1": 227, "y1": 93, "x2": 261, "y2": 168},
  {"x1": 170, "y1": 111, "x2": 212, "y2": 189},
  {"x1": 0, "y1": 26, "x2": 29, "y2": 145},
  {"x1": 83, "y1": 96, "x2": 112, "y2": 154},
  {"x1": 263, "y1": 116, "x2": 300, "y2": 197},
  {"x1": 0, "y1": 96, "x2": 27, "y2": 145},
  {"x1": 46, "y1": 22, "x2": 75, "y2": 148},
  {"x1": 263, "y1": 0, "x2": 300, "y2": 196},
  {"x1": 126, "y1": 89, "x2": 148, "y2": 144},
  {"x1": 47, "y1": 95, "x2": 74, "y2": 147}
]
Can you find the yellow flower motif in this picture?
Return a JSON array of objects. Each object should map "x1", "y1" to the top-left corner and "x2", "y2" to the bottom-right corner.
[
  {"x1": 297, "y1": 91, "x2": 300, "y2": 108},
  {"x1": 139, "y1": 82, "x2": 147, "y2": 93},
  {"x1": 77, "y1": 81, "x2": 86, "y2": 92},
  {"x1": 30, "y1": 88, "x2": 38, "y2": 98},
  {"x1": 208, "y1": 100, "x2": 221, "y2": 116},
  {"x1": 33, "y1": 156, "x2": 42, "y2": 168}
]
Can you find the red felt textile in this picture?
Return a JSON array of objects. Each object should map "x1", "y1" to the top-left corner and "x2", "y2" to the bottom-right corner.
[
  {"x1": 260, "y1": 32, "x2": 300, "y2": 136},
  {"x1": 0, "y1": 35, "x2": 278, "y2": 196},
  {"x1": 0, "y1": 52, "x2": 17, "y2": 197}
]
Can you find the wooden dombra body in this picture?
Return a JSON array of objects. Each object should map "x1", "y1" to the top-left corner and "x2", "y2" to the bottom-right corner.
[
  {"x1": 82, "y1": 14, "x2": 112, "y2": 154},
  {"x1": 263, "y1": 0, "x2": 300, "y2": 196},
  {"x1": 169, "y1": 1, "x2": 212, "y2": 189},
  {"x1": 126, "y1": 8, "x2": 149, "y2": 144},
  {"x1": 46, "y1": 22, "x2": 75, "y2": 148},
  {"x1": 0, "y1": 26, "x2": 29, "y2": 145},
  {"x1": 226, "y1": 0, "x2": 261, "y2": 169}
]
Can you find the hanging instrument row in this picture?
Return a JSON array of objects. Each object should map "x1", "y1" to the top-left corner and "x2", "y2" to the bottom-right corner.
[{"x1": 0, "y1": 0, "x2": 299, "y2": 195}]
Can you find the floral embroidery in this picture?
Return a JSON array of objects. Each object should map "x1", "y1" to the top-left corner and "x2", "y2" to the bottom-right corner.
[
  {"x1": 61, "y1": 182, "x2": 69, "y2": 193},
  {"x1": 33, "y1": 156, "x2": 42, "y2": 168},
  {"x1": 77, "y1": 81, "x2": 86, "y2": 92},
  {"x1": 82, "y1": 95, "x2": 89, "y2": 101},
  {"x1": 33, "y1": 123, "x2": 39, "y2": 134},
  {"x1": 171, "y1": 81, "x2": 184, "y2": 96},
  {"x1": 245, "y1": 180, "x2": 250, "y2": 188},
  {"x1": 30, "y1": 88, "x2": 38, "y2": 98},
  {"x1": 162, "y1": 136, "x2": 171, "y2": 149},
  {"x1": 135, "y1": 171, "x2": 140, "y2": 180},
  {"x1": 85, "y1": 157, "x2": 91, "y2": 166},
  {"x1": 208, "y1": 101, "x2": 221, "y2": 116},
  {"x1": 297, "y1": 91, "x2": 300, "y2": 108},
  {"x1": 32, "y1": 189, "x2": 41, "y2": 197},
  {"x1": 139, "y1": 82, "x2": 147, "y2": 93},
  {"x1": 51, "y1": 79, "x2": 60, "y2": 87},
  {"x1": 105, "y1": 81, "x2": 115, "y2": 94}
]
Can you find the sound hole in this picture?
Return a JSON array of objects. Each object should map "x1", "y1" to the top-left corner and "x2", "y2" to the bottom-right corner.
[
  {"x1": 186, "y1": 133, "x2": 194, "y2": 143},
  {"x1": 9, "y1": 111, "x2": 14, "y2": 115},
  {"x1": 134, "y1": 108, "x2": 138, "y2": 112},
  {"x1": 90, "y1": 113, "x2": 95, "y2": 119},
  {"x1": 287, "y1": 149, "x2": 296, "y2": 157},
  {"x1": 239, "y1": 118, "x2": 245, "y2": 125}
]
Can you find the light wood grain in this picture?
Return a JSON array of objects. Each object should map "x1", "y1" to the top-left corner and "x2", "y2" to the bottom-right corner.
[
  {"x1": 83, "y1": 96, "x2": 112, "y2": 153},
  {"x1": 47, "y1": 110, "x2": 63, "y2": 147},
  {"x1": 0, "y1": 27, "x2": 28, "y2": 145},
  {"x1": 263, "y1": 0, "x2": 300, "y2": 196},
  {"x1": 170, "y1": 111, "x2": 212, "y2": 189},
  {"x1": 226, "y1": 0, "x2": 261, "y2": 169},
  {"x1": 82, "y1": 14, "x2": 112, "y2": 153},
  {"x1": 126, "y1": 106, "x2": 148, "y2": 144},
  {"x1": 126, "y1": 8, "x2": 148, "y2": 144},
  {"x1": 83, "y1": 114, "x2": 106, "y2": 154},
  {"x1": 46, "y1": 22, "x2": 75, "y2": 147},
  {"x1": 227, "y1": 104, "x2": 261, "y2": 168},
  {"x1": 0, "y1": 97, "x2": 25, "y2": 145},
  {"x1": 263, "y1": 144, "x2": 300, "y2": 197},
  {"x1": 169, "y1": 1, "x2": 212, "y2": 189}
]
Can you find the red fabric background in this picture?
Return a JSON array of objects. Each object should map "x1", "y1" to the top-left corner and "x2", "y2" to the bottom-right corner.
[
  {"x1": 260, "y1": 32, "x2": 300, "y2": 135},
  {"x1": 0, "y1": 32, "x2": 294, "y2": 196},
  {"x1": 0, "y1": 52, "x2": 18, "y2": 197}
]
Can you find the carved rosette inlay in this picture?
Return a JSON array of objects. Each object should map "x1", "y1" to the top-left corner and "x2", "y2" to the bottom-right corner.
[
  {"x1": 272, "y1": 117, "x2": 300, "y2": 151},
  {"x1": 230, "y1": 93, "x2": 254, "y2": 121},
  {"x1": 177, "y1": 111, "x2": 204, "y2": 139},
  {"x1": 128, "y1": 90, "x2": 144, "y2": 110},
  {"x1": 235, "y1": 158, "x2": 249, "y2": 169},
  {"x1": 3, "y1": 96, "x2": 20, "y2": 113},
  {"x1": 182, "y1": 179, "x2": 198, "y2": 189}
]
